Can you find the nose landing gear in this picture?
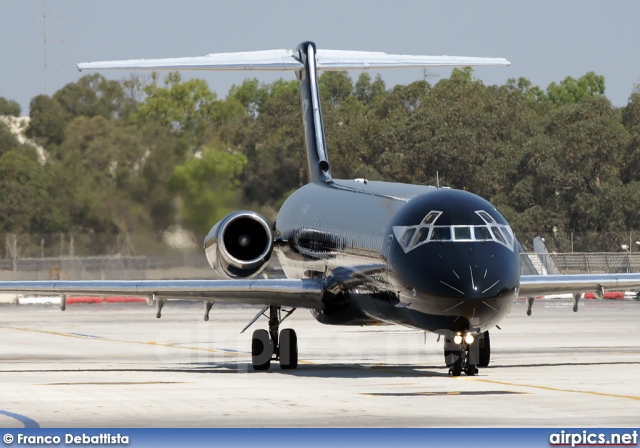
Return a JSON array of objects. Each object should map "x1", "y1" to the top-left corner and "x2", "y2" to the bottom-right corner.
[{"x1": 444, "y1": 331, "x2": 485, "y2": 376}]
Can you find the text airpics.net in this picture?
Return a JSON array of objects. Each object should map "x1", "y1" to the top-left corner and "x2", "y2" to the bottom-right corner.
[{"x1": 549, "y1": 430, "x2": 638, "y2": 447}]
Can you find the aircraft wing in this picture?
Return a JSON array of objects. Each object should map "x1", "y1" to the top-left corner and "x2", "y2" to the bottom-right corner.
[
  {"x1": 0, "y1": 279, "x2": 324, "y2": 309},
  {"x1": 519, "y1": 273, "x2": 640, "y2": 297},
  {"x1": 78, "y1": 49, "x2": 509, "y2": 72}
]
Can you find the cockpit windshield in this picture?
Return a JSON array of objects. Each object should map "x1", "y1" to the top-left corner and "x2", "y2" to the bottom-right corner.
[{"x1": 394, "y1": 210, "x2": 516, "y2": 253}]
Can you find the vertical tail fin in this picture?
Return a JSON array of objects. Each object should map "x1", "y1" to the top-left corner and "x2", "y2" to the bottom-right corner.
[{"x1": 295, "y1": 42, "x2": 332, "y2": 184}]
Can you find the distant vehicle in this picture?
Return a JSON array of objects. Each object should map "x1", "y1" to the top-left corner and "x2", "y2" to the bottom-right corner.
[{"x1": 2, "y1": 41, "x2": 640, "y2": 376}]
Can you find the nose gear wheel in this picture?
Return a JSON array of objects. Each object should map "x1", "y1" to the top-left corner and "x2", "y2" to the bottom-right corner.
[{"x1": 444, "y1": 334, "x2": 481, "y2": 377}]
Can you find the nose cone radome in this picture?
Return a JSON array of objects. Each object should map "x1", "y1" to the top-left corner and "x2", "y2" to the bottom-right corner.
[{"x1": 387, "y1": 189, "x2": 520, "y2": 299}]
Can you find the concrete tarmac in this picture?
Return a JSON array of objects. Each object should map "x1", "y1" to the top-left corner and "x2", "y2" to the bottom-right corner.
[{"x1": 1, "y1": 298, "x2": 639, "y2": 427}]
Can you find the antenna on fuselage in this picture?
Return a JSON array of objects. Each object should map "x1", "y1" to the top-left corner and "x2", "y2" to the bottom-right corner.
[{"x1": 436, "y1": 171, "x2": 440, "y2": 189}]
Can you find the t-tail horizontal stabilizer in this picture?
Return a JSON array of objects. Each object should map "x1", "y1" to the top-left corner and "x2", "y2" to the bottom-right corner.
[
  {"x1": 78, "y1": 41, "x2": 509, "y2": 186},
  {"x1": 78, "y1": 48, "x2": 510, "y2": 72}
]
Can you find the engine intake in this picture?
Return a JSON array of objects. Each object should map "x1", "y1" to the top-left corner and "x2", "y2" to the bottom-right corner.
[{"x1": 204, "y1": 211, "x2": 273, "y2": 279}]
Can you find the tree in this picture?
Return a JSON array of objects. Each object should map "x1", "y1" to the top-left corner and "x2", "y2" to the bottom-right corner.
[
  {"x1": 622, "y1": 92, "x2": 640, "y2": 133},
  {"x1": 0, "y1": 150, "x2": 66, "y2": 233},
  {"x1": 169, "y1": 145, "x2": 247, "y2": 236},
  {"x1": 319, "y1": 72, "x2": 353, "y2": 108},
  {"x1": 0, "y1": 97, "x2": 21, "y2": 116},
  {"x1": 54, "y1": 73, "x2": 126, "y2": 120},
  {"x1": 241, "y1": 79, "x2": 306, "y2": 205},
  {"x1": 395, "y1": 71, "x2": 509, "y2": 196},
  {"x1": 136, "y1": 71, "x2": 245, "y2": 151},
  {"x1": 0, "y1": 122, "x2": 22, "y2": 156},
  {"x1": 26, "y1": 95, "x2": 67, "y2": 147},
  {"x1": 9, "y1": 67, "x2": 640, "y2": 253},
  {"x1": 510, "y1": 96, "x2": 630, "y2": 241},
  {"x1": 323, "y1": 80, "x2": 390, "y2": 180},
  {"x1": 546, "y1": 96, "x2": 628, "y2": 195},
  {"x1": 354, "y1": 73, "x2": 386, "y2": 105},
  {"x1": 505, "y1": 77, "x2": 548, "y2": 105},
  {"x1": 450, "y1": 66, "x2": 474, "y2": 83},
  {"x1": 620, "y1": 93, "x2": 640, "y2": 184},
  {"x1": 26, "y1": 74, "x2": 128, "y2": 148},
  {"x1": 546, "y1": 72, "x2": 606, "y2": 105},
  {"x1": 229, "y1": 78, "x2": 269, "y2": 116},
  {"x1": 50, "y1": 115, "x2": 154, "y2": 235},
  {"x1": 137, "y1": 122, "x2": 182, "y2": 232}
]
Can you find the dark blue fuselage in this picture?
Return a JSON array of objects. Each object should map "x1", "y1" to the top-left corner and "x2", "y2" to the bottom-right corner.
[{"x1": 275, "y1": 180, "x2": 520, "y2": 335}]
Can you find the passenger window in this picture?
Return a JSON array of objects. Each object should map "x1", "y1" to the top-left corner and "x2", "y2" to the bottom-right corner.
[
  {"x1": 431, "y1": 227, "x2": 451, "y2": 241},
  {"x1": 401, "y1": 228, "x2": 416, "y2": 247},
  {"x1": 453, "y1": 227, "x2": 471, "y2": 240},
  {"x1": 474, "y1": 227, "x2": 492, "y2": 241},
  {"x1": 415, "y1": 227, "x2": 430, "y2": 245}
]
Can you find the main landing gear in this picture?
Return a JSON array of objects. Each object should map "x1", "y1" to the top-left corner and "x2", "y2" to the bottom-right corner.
[
  {"x1": 251, "y1": 305, "x2": 298, "y2": 370},
  {"x1": 444, "y1": 331, "x2": 490, "y2": 376}
]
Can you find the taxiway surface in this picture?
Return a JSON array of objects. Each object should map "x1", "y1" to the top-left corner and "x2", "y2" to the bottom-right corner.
[{"x1": 1, "y1": 299, "x2": 639, "y2": 427}]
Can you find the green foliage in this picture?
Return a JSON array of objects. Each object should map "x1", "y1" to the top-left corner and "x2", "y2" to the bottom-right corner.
[
  {"x1": 169, "y1": 145, "x2": 247, "y2": 236},
  {"x1": 27, "y1": 74, "x2": 129, "y2": 148},
  {"x1": 319, "y1": 72, "x2": 353, "y2": 107},
  {"x1": 354, "y1": 73, "x2": 386, "y2": 104},
  {"x1": 137, "y1": 72, "x2": 245, "y2": 150},
  {"x1": 0, "y1": 97, "x2": 21, "y2": 116},
  {"x1": 505, "y1": 77, "x2": 547, "y2": 104},
  {"x1": 450, "y1": 66, "x2": 474, "y2": 83},
  {"x1": 7, "y1": 66, "x2": 640, "y2": 253},
  {"x1": 546, "y1": 71, "x2": 605, "y2": 105},
  {"x1": 0, "y1": 122, "x2": 22, "y2": 156},
  {"x1": 26, "y1": 94, "x2": 67, "y2": 146},
  {"x1": 54, "y1": 73, "x2": 126, "y2": 120},
  {"x1": 0, "y1": 150, "x2": 66, "y2": 233},
  {"x1": 52, "y1": 116, "x2": 144, "y2": 234},
  {"x1": 622, "y1": 93, "x2": 640, "y2": 133},
  {"x1": 241, "y1": 78, "x2": 306, "y2": 204},
  {"x1": 229, "y1": 78, "x2": 269, "y2": 115}
]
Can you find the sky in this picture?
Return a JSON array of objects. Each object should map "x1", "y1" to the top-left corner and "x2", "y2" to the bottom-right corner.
[{"x1": 1, "y1": 0, "x2": 639, "y2": 115}]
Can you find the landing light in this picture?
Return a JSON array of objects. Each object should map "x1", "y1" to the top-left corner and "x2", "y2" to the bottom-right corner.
[
  {"x1": 464, "y1": 333, "x2": 475, "y2": 344},
  {"x1": 453, "y1": 334, "x2": 463, "y2": 345}
]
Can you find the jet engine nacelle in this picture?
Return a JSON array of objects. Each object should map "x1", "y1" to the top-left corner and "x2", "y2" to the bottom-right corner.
[{"x1": 204, "y1": 211, "x2": 273, "y2": 279}]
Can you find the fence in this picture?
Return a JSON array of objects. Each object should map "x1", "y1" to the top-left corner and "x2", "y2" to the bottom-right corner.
[
  {"x1": 521, "y1": 252, "x2": 640, "y2": 275},
  {"x1": 1, "y1": 229, "x2": 639, "y2": 279},
  {"x1": 0, "y1": 232, "x2": 201, "y2": 260},
  {"x1": 517, "y1": 232, "x2": 640, "y2": 253},
  {"x1": 0, "y1": 253, "x2": 213, "y2": 281},
  {"x1": 0, "y1": 252, "x2": 636, "y2": 281}
]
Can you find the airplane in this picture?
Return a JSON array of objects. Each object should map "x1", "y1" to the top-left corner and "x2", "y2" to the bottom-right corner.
[{"x1": 2, "y1": 41, "x2": 640, "y2": 376}]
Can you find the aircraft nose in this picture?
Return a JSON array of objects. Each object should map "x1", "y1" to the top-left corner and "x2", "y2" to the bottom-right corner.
[
  {"x1": 434, "y1": 244, "x2": 505, "y2": 298},
  {"x1": 386, "y1": 187, "x2": 521, "y2": 300},
  {"x1": 390, "y1": 241, "x2": 520, "y2": 300}
]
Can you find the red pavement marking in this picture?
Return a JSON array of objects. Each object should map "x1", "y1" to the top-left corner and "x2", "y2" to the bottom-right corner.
[
  {"x1": 104, "y1": 297, "x2": 146, "y2": 303},
  {"x1": 66, "y1": 296, "x2": 104, "y2": 304}
]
